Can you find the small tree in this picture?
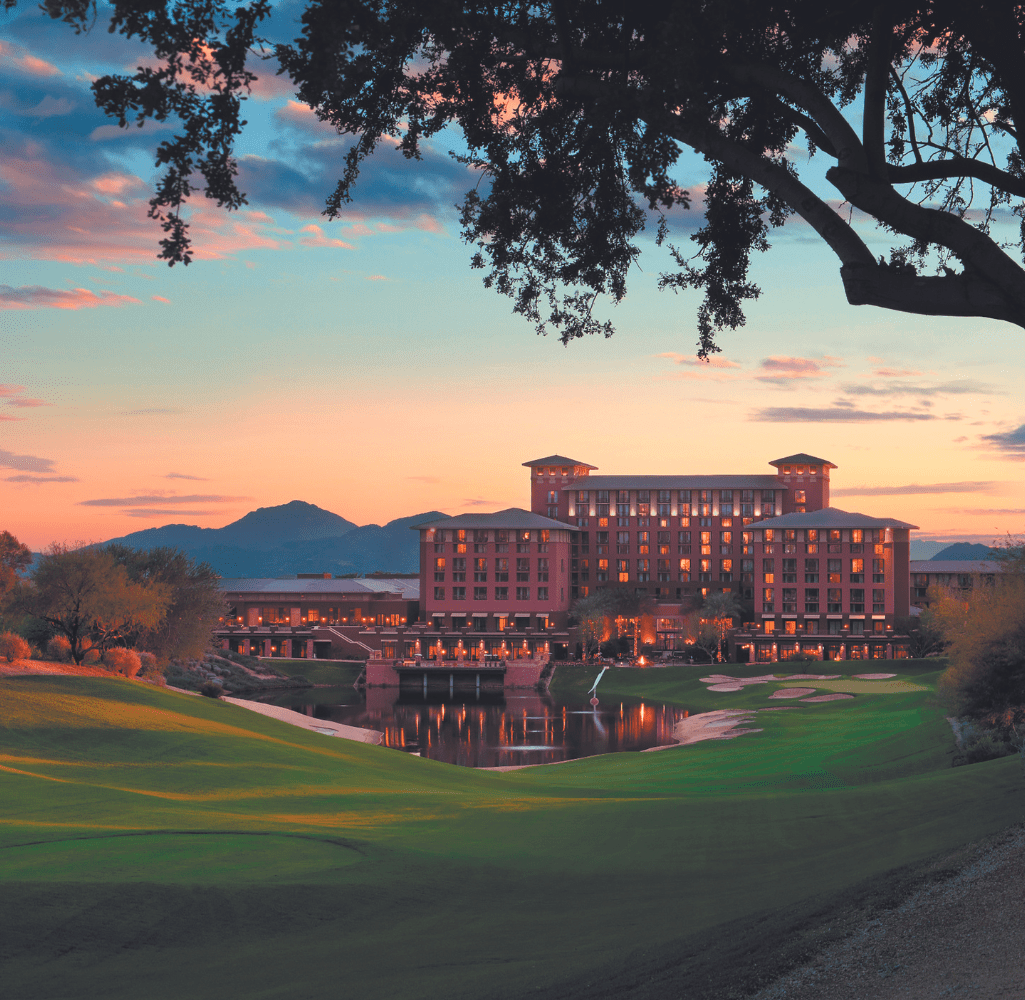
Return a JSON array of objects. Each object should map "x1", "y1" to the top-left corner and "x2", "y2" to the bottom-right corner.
[
  {"x1": 570, "y1": 591, "x2": 614, "y2": 661},
  {"x1": 26, "y1": 544, "x2": 171, "y2": 664},
  {"x1": 0, "y1": 631, "x2": 31, "y2": 663},
  {"x1": 701, "y1": 591, "x2": 744, "y2": 663},
  {"x1": 894, "y1": 614, "x2": 947, "y2": 658},
  {"x1": 103, "y1": 647, "x2": 143, "y2": 678},
  {"x1": 46, "y1": 635, "x2": 72, "y2": 662}
]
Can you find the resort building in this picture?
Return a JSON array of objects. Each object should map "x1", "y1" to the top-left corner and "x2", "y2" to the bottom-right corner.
[
  {"x1": 909, "y1": 560, "x2": 1003, "y2": 608},
  {"x1": 214, "y1": 449, "x2": 921, "y2": 669}
]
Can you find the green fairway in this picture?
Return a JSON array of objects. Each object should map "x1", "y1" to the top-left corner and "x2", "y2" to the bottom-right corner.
[
  {"x1": 1, "y1": 665, "x2": 1022, "y2": 1000},
  {"x1": 261, "y1": 657, "x2": 365, "y2": 687}
]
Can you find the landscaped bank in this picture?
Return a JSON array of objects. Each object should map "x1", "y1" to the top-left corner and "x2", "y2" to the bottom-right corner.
[{"x1": 1, "y1": 661, "x2": 1022, "y2": 1000}]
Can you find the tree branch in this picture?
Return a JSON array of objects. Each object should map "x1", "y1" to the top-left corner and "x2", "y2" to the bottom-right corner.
[
  {"x1": 889, "y1": 66, "x2": 923, "y2": 164},
  {"x1": 657, "y1": 116, "x2": 875, "y2": 268},
  {"x1": 888, "y1": 157, "x2": 1025, "y2": 197},
  {"x1": 863, "y1": 7, "x2": 893, "y2": 179}
]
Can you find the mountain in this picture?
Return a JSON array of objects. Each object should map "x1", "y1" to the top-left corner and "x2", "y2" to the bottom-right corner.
[
  {"x1": 101, "y1": 502, "x2": 449, "y2": 577},
  {"x1": 930, "y1": 542, "x2": 997, "y2": 561}
]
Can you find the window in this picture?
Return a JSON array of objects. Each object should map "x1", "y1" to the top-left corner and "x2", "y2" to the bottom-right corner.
[
  {"x1": 452, "y1": 587, "x2": 466, "y2": 601},
  {"x1": 537, "y1": 587, "x2": 549, "y2": 601},
  {"x1": 720, "y1": 558, "x2": 733, "y2": 582},
  {"x1": 720, "y1": 489, "x2": 733, "y2": 509},
  {"x1": 473, "y1": 616, "x2": 488, "y2": 632},
  {"x1": 597, "y1": 559, "x2": 608, "y2": 582},
  {"x1": 873, "y1": 589, "x2": 885, "y2": 613},
  {"x1": 495, "y1": 587, "x2": 509, "y2": 601},
  {"x1": 850, "y1": 589, "x2": 865, "y2": 613},
  {"x1": 679, "y1": 489, "x2": 691, "y2": 509},
  {"x1": 828, "y1": 619, "x2": 842, "y2": 635},
  {"x1": 794, "y1": 489, "x2": 806, "y2": 503},
  {"x1": 827, "y1": 589, "x2": 842, "y2": 613},
  {"x1": 850, "y1": 618, "x2": 865, "y2": 635},
  {"x1": 762, "y1": 587, "x2": 774, "y2": 613},
  {"x1": 636, "y1": 559, "x2": 650, "y2": 582},
  {"x1": 473, "y1": 529, "x2": 488, "y2": 551},
  {"x1": 700, "y1": 531, "x2": 712, "y2": 555},
  {"x1": 873, "y1": 558, "x2": 885, "y2": 583},
  {"x1": 617, "y1": 531, "x2": 630, "y2": 554},
  {"x1": 678, "y1": 557, "x2": 691, "y2": 582},
  {"x1": 495, "y1": 530, "x2": 509, "y2": 552},
  {"x1": 434, "y1": 556, "x2": 445, "y2": 582},
  {"x1": 741, "y1": 558, "x2": 754, "y2": 583},
  {"x1": 452, "y1": 557, "x2": 466, "y2": 582},
  {"x1": 805, "y1": 559, "x2": 819, "y2": 583},
  {"x1": 827, "y1": 559, "x2": 842, "y2": 584},
  {"x1": 474, "y1": 587, "x2": 487, "y2": 601},
  {"x1": 762, "y1": 490, "x2": 776, "y2": 517},
  {"x1": 850, "y1": 557, "x2": 864, "y2": 583},
  {"x1": 762, "y1": 558, "x2": 775, "y2": 584},
  {"x1": 782, "y1": 588, "x2": 797, "y2": 613},
  {"x1": 618, "y1": 559, "x2": 630, "y2": 583},
  {"x1": 782, "y1": 558, "x2": 797, "y2": 582},
  {"x1": 494, "y1": 558, "x2": 508, "y2": 582},
  {"x1": 434, "y1": 587, "x2": 445, "y2": 600},
  {"x1": 678, "y1": 530, "x2": 691, "y2": 552},
  {"x1": 657, "y1": 558, "x2": 671, "y2": 582},
  {"x1": 828, "y1": 529, "x2": 842, "y2": 553},
  {"x1": 547, "y1": 490, "x2": 558, "y2": 505},
  {"x1": 516, "y1": 587, "x2": 530, "y2": 600},
  {"x1": 537, "y1": 557, "x2": 549, "y2": 581},
  {"x1": 516, "y1": 557, "x2": 530, "y2": 582},
  {"x1": 804, "y1": 588, "x2": 819, "y2": 613},
  {"x1": 637, "y1": 531, "x2": 649, "y2": 554},
  {"x1": 657, "y1": 530, "x2": 671, "y2": 555}
]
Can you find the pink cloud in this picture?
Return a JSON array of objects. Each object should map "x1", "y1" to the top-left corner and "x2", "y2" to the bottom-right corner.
[
  {"x1": 659, "y1": 352, "x2": 741, "y2": 370},
  {"x1": 0, "y1": 40, "x2": 60, "y2": 77},
  {"x1": 0, "y1": 285, "x2": 141, "y2": 310},
  {"x1": 274, "y1": 100, "x2": 335, "y2": 134},
  {"x1": 298, "y1": 224, "x2": 354, "y2": 249},
  {"x1": 152, "y1": 295, "x2": 171, "y2": 303},
  {"x1": 0, "y1": 415, "x2": 25, "y2": 422},
  {"x1": 7, "y1": 397, "x2": 48, "y2": 407},
  {"x1": 872, "y1": 366, "x2": 924, "y2": 377},
  {"x1": 0, "y1": 385, "x2": 26, "y2": 397},
  {"x1": 366, "y1": 275, "x2": 387, "y2": 281}
]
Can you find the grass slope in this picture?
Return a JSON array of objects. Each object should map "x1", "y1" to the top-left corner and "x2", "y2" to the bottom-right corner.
[{"x1": 1, "y1": 665, "x2": 1022, "y2": 1000}]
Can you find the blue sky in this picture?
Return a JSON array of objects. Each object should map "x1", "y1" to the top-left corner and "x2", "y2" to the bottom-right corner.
[{"x1": 2, "y1": 3, "x2": 1024, "y2": 549}]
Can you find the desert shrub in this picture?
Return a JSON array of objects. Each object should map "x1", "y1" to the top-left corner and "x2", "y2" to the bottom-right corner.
[
  {"x1": 136, "y1": 651, "x2": 165, "y2": 684},
  {"x1": 953, "y1": 731, "x2": 1018, "y2": 767},
  {"x1": 46, "y1": 635, "x2": 72, "y2": 662},
  {"x1": 0, "y1": 631, "x2": 31, "y2": 663},
  {"x1": 103, "y1": 647, "x2": 142, "y2": 677},
  {"x1": 199, "y1": 680, "x2": 223, "y2": 698}
]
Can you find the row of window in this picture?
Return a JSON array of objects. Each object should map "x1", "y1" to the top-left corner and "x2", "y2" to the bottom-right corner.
[
  {"x1": 433, "y1": 586, "x2": 550, "y2": 601},
  {"x1": 762, "y1": 558, "x2": 886, "y2": 584},
  {"x1": 762, "y1": 588, "x2": 886, "y2": 613},
  {"x1": 430, "y1": 616, "x2": 551, "y2": 632},
  {"x1": 567, "y1": 488, "x2": 777, "y2": 505},
  {"x1": 427, "y1": 528, "x2": 552, "y2": 543},
  {"x1": 434, "y1": 557, "x2": 550, "y2": 582}
]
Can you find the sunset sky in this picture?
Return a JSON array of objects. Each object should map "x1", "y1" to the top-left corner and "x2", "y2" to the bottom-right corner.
[{"x1": 2, "y1": 3, "x2": 1024, "y2": 552}]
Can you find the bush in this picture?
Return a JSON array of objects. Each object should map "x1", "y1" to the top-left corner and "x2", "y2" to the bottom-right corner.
[
  {"x1": 0, "y1": 631, "x2": 31, "y2": 663},
  {"x1": 103, "y1": 647, "x2": 143, "y2": 677},
  {"x1": 199, "y1": 680, "x2": 223, "y2": 698},
  {"x1": 953, "y1": 731, "x2": 1018, "y2": 767},
  {"x1": 46, "y1": 636, "x2": 72, "y2": 662},
  {"x1": 136, "y1": 651, "x2": 166, "y2": 685}
]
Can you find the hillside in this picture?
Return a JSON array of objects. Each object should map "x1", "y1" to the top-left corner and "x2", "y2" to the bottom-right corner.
[
  {"x1": 102, "y1": 502, "x2": 448, "y2": 576},
  {"x1": 929, "y1": 542, "x2": 997, "y2": 561}
]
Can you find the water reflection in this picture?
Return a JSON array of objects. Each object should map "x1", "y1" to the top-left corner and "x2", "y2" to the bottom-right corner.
[{"x1": 267, "y1": 687, "x2": 689, "y2": 768}]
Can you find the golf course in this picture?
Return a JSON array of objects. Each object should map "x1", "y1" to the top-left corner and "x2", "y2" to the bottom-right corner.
[{"x1": 2, "y1": 660, "x2": 1022, "y2": 999}]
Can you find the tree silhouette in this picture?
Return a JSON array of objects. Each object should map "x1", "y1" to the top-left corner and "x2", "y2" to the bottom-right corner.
[
  {"x1": 21, "y1": 1, "x2": 1025, "y2": 354},
  {"x1": 701, "y1": 590, "x2": 743, "y2": 663}
]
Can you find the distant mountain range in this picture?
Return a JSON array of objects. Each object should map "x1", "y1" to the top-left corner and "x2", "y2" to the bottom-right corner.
[
  {"x1": 102, "y1": 501, "x2": 448, "y2": 577},
  {"x1": 928, "y1": 542, "x2": 998, "y2": 561}
]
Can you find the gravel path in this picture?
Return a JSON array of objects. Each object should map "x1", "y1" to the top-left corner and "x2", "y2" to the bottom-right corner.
[{"x1": 751, "y1": 825, "x2": 1025, "y2": 1000}]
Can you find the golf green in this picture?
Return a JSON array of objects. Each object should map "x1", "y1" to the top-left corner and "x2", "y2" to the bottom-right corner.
[{"x1": 1, "y1": 664, "x2": 1021, "y2": 1000}]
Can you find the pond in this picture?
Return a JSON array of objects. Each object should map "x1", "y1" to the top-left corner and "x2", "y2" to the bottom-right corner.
[{"x1": 249, "y1": 686, "x2": 690, "y2": 768}]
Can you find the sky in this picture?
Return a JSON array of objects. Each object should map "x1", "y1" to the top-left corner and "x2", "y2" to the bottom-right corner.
[{"x1": 2, "y1": 4, "x2": 1024, "y2": 552}]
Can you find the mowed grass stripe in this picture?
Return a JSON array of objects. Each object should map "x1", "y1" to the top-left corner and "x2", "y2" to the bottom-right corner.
[{"x1": 1, "y1": 668, "x2": 1022, "y2": 1000}]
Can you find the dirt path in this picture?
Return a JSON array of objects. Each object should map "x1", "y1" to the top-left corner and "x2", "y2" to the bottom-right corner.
[{"x1": 750, "y1": 824, "x2": 1025, "y2": 1000}]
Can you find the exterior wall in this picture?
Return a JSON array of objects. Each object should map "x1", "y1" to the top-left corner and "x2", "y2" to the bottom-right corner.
[
  {"x1": 420, "y1": 525, "x2": 574, "y2": 632},
  {"x1": 222, "y1": 591, "x2": 417, "y2": 632},
  {"x1": 749, "y1": 523, "x2": 907, "y2": 649},
  {"x1": 772, "y1": 459, "x2": 831, "y2": 512}
]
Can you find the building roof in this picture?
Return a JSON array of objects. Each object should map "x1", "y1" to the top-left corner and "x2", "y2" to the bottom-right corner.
[
  {"x1": 755, "y1": 507, "x2": 919, "y2": 529},
  {"x1": 909, "y1": 561, "x2": 1003, "y2": 574},
  {"x1": 412, "y1": 507, "x2": 570, "y2": 530},
  {"x1": 219, "y1": 578, "x2": 420, "y2": 599},
  {"x1": 579, "y1": 475, "x2": 781, "y2": 490},
  {"x1": 769, "y1": 453, "x2": 837, "y2": 469},
  {"x1": 522, "y1": 455, "x2": 598, "y2": 469}
]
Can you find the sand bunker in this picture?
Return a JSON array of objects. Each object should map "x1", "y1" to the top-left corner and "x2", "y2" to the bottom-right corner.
[
  {"x1": 643, "y1": 709, "x2": 763, "y2": 749},
  {"x1": 701, "y1": 673, "x2": 777, "y2": 691},
  {"x1": 220, "y1": 697, "x2": 383, "y2": 744},
  {"x1": 801, "y1": 693, "x2": 855, "y2": 703},
  {"x1": 852, "y1": 672, "x2": 896, "y2": 679},
  {"x1": 706, "y1": 683, "x2": 745, "y2": 692},
  {"x1": 768, "y1": 687, "x2": 817, "y2": 699}
]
